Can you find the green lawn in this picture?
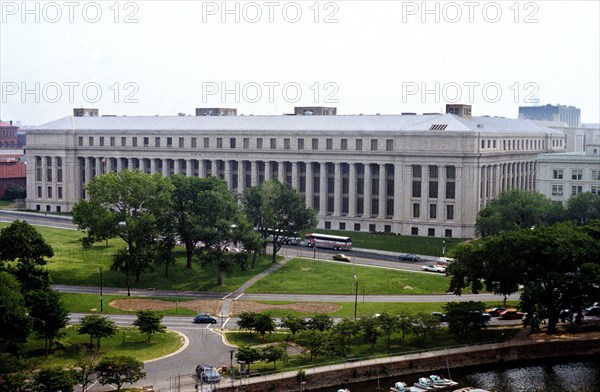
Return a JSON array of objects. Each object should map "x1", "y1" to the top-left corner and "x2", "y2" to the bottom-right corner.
[
  {"x1": 317, "y1": 229, "x2": 465, "y2": 256},
  {"x1": 59, "y1": 292, "x2": 197, "y2": 316},
  {"x1": 247, "y1": 258, "x2": 452, "y2": 295},
  {"x1": 0, "y1": 222, "x2": 276, "y2": 292},
  {"x1": 24, "y1": 326, "x2": 183, "y2": 368}
]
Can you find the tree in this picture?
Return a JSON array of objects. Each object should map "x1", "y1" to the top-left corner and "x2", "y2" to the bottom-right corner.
[
  {"x1": 396, "y1": 312, "x2": 412, "y2": 342},
  {"x1": 449, "y1": 223, "x2": 600, "y2": 334},
  {"x1": 443, "y1": 301, "x2": 488, "y2": 337},
  {"x1": 475, "y1": 190, "x2": 564, "y2": 237},
  {"x1": 95, "y1": 356, "x2": 146, "y2": 392},
  {"x1": 377, "y1": 312, "x2": 397, "y2": 348},
  {"x1": 78, "y1": 314, "x2": 118, "y2": 350},
  {"x1": 411, "y1": 313, "x2": 441, "y2": 344},
  {"x1": 34, "y1": 366, "x2": 77, "y2": 392},
  {"x1": 253, "y1": 313, "x2": 276, "y2": 338},
  {"x1": 2, "y1": 184, "x2": 26, "y2": 200},
  {"x1": 237, "y1": 312, "x2": 258, "y2": 332},
  {"x1": 133, "y1": 310, "x2": 166, "y2": 343},
  {"x1": 72, "y1": 171, "x2": 174, "y2": 292},
  {"x1": 0, "y1": 272, "x2": 29, "y2": 352},
  {"x1": 332, "y1": 318, "x2": 357, "y2": 356},
  {"x1": 566, "y1": 192, "x2": 600, "y2": 226},
  {"x1": 242, "y1": 179, "x2": 317, "y2": 264},
  {"x1": 0, "y1": 220, "x2": 53, "y2": 293},
  {"x1": 281, "y1": 315, "x2": 306, "y2": 337},
  {"x1": 359, "y1": 316, "x2": 381, "y2": 353},
  {"x1": 26, "y1": 289, "x2": 69, "y2": 356},
  {"x1": 75, "y1": 347, "x2": 99, "y2": 392},
  {"x1": 307, "y1": 314, "x2": 334, "y2": 331},
  {"x1": 261, "y1": 343, "x2": 288, "y2": 370},
  {"x1": 296, "y1": 330, "x2": 333, "y2": 361},
  {"x1": 235, "y1": 346, "x2": 262, "y2": 373}
]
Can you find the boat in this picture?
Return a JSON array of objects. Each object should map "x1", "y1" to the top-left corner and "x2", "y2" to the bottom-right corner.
[
  {"x1": 337, "y1": 389, "x2": 350, "y2": 392},
  {"x1": 414, "y1": 375, "x2": 458, "y2": 390},
  {"x1": 390, "y1": 381, "x2": 429, "y2": 392},
  {"x1": 453, "y1": 388, "x2": 490, "y2": 392}
]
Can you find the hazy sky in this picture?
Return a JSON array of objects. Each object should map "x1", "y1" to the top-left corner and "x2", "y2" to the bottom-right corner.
[{"x1": 1, "y1": 0, "x2": 599, "y2": 125}]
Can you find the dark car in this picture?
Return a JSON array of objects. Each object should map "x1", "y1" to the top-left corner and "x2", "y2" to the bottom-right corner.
[
  {"x1": 431, "y1": 312, "x2": 447, "y2": 322},
  {"x1": 195, "y1": 364, "x2": 221, "y2": 383},
  {"x1": 585, "y1": 305, "x2": 600, "y2": 316},
  {"x1": 485, "y1": 307, "x2": 506, "y2": 317},
  {"x1": 193, "y1": 313, "x2": 217, "y2": 324},
  {"x1": 332, "y1": 254, "x2": 351, "y2": 262},
  {"x1": 499, "y1": 309, "x2": 524, "y2": 320},
  {"x1": 471, "y1": 311, "x2": 492, "y2": 322},
  {"x1": 399, "y1": 254, "x2": 421, "y2": 262}
]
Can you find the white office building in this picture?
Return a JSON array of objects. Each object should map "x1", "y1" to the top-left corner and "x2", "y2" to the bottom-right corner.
[{"x1": 26, "y1": 113, "x2": 565, "y2": 238}]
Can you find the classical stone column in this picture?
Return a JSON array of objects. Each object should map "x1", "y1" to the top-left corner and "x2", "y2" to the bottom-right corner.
[
  {"x1": 251, "y1": 161, "x2": 258, "y2": 186},
  {"x1": 211, "y1": 159, "x2": 218, "y2": 177},
  {"x1": 224, "y1": 160, "x2": 232, "y2": 188},
  {"x1": 378, "y1": 164, "x2": 386, "y2": 218},
  {"x1": 186, "y1": 160, "x2": 193, "y2": 177},
  {"x1": 264, "y1": 161, "x2": 272, "y2": 180},
  {"x1": 393, "y1": 163, "x2": 402, "y2": 221},
  {"x1": 199, "y1": 160, "x2": 206, "y2": 178},
  {"x1": 150, "y1": 158, "x2": 157, "y2": 174},
  {"x1": 238, "y1": 161, "x2": 246, "y2": 192},
  {"x1": 333, "y1": 162, "x2": 342, "y2": 216},
  {"x1": 364, "y1": 163, "x2": 372, "y2": 217},
  {"x1": 319, "y1": 162, "x2": 327, "y2": 215},
  {"x1": 174, "y1": 159, "x2": 181, "y2": 175},
  {"x1": 278, "y1": 162, "x2": 285, "y2": 183},
  {"x1": 348, "y1": 163, "x2": 357, "y2": 217},
  {"x1": 291, "y1": 161, "x2": 299, "y2": 190},
  {"x1": 162, "y1": 159, "x2": 169, "y2": 177},
  {"x1": 305, "y1": 162, "x2": 314, "y2": 208}
]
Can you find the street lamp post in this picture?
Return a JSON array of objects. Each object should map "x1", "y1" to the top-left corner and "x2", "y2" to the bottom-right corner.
[
  {"x1": 229, "y1": 350, "x2": 235, "y2": 389},
  {"x1": 353, "y1": 274, "x2": 358, "y2": 320},
  {"x1": 442, "y1": 240, "x2": 446, "y2": 257},
  {"x1": 97, "y1": 267, "x2": 103, "y2": 312}
]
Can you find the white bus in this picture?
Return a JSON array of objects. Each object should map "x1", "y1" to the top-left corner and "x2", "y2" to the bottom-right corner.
[{"x1": 304, "y1": 233, "x2": 353, "y2": 251}]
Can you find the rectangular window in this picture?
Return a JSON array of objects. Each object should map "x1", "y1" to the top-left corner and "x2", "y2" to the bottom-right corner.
[
  {"x1": 204, "y1": 137, "x2": 209, "y2": 148},
  {"x1": 592, "y1": 170, "x2": 600, "y2": 181},
  {"x1": 356, "y1": 139, "x2": 363, "y2": 151},
  {"x1": 429, "y1": 181, "x2": 438, "y2": 198},
  {"x1": 413, "y1": 165, "x2": 422, "y2": 178},
  {"x1": 110, "y1": 137, "x2": 115, "y2": 147},
  {"x1": 386, "y1": 139, "x2": 393, "y2": 151},
  {"x1": 591, "y1": 186, "x2": 600, "y2": 195},
  {"x1": 47, "y1": 186, "x2": 52, "y2": 198},
  {"x1": 572, "y1": 169, "x2": 583, "y2": 180},
  {"x1": 99, "y1": 137, "x2": 104, "y2": 146},
  {"x1": 429, "y1": 203, "x2": 437, "y2": 219},
  {"x1": 446, "y1": 205, "x2": 454, "y2": 220},
  {"x1": 256, "y1": 138, "x2": 263, "y2": 149},
  {"x1": 36, "y1": 157, "x2": 42, "y2": 181},
  {"x1": 57, "y1": 186, "x2": 63, "y2": 199},
  {"x1": 298, "y1": 138, "x2": 304, "y2": 150},
  {"x1": 217, "y1": 138, "x2": 223, "y2": 148},
  {"x1": 132, "y1": 137, "x2": 137, "y2": 147},
  {"x1": 571, "y1": 185, "x2": 583, "y2": 196},
  {"x1": 167, "y1": 137, "x2": 173, "y2": 147},
  {"x1": 326, "y1": 138, "x2": 333, "y2": 150},
  {"x1": 412, "y1": 203, "x2": 420, "y2": 218},
  {"x1": 446, "y1": 182, "x2": 456, "y2": 199},
  {"x1": 445, "y1": 229, "x2": 452, "y2": 238},
  {"x1": 37, "y1": 186, "x2": 42, "y2": 198},
  {"x1": 46, "y1": 157, "x2": 52, "y2": 181},
  {"x1": 121, "y1": 137, "x2": 126, "y2": 147},
  {"x1": 56, "y1": 157, "x2": 63, "y2": 182},
  {"x1": 229, "y1": 138, "x2": 236, "y2": 148},
  {"x1": 411, "y1": 227, "x2": 419, "y2": 235},
  {"x1": 429, "y1": 165, "x2": 438, "y2": 179},
  {"x1": 552, "y1": 185, "x2": 563, "y2": 196},
  {"x1": 155, "y1": 137, "x2": 161, "y2": 147},
  {"x1": 243, "y1": 138, "x2": 249, "y2": 149},
  {"x1": 89, "y1": 137, "x2": 94, "y2": 146},
  {"x1": 312, "y1": 138, "x2": 319, "y2": 150},
  {"x1": 339, "y1": 222, "x2": 346, "y2": 230},
  {"x1": 354, "y1": 223, "x2": 361, "y2": 231},
  {"x1": 270, "y1": 138, "x2": 277, "y2": 149},
  {"x1": 144, "y1": 137, "x2": 149, "y2": 147},
  {"x1": 78, "y1": 136, "x2": 83, "y2": 146},
  {"x1": 412, "y1": 180, "x2": 421, "y2": 198},
  {"x1": 428, "y1": 228, "x2": 435, "y2": 237},
  {"x1": 341, "y1": 139, "x2": 348, "y2": 150},
  {"x1": 179, "y1": 137, "x2": 184, "y2": 148},
  {"x1": 191, "y1": 137, "x2": 197, "y2": 148},
  {"x1": 370, "y1": 139, "x2": 378, "y2": 151},
  {"x1": 552, "y1": 169, "x2": 563, "y2": 179},
  {"x1": 284, "y1": 138, "x2": 291, "y2": 150}
]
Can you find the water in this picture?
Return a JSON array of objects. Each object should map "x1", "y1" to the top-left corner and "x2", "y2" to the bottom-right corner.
[{"x1": 314, "y1": 358, "x2": 600, "y2": 392}]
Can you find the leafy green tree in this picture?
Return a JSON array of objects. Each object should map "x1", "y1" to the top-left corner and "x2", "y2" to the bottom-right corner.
[
  {"x1": 133, "y1": 310, "x2": 166, "y2": 343},
  {"x1": 0, "y1": 353, "x2": 28, "y2": 392},
  {"x1": 78, "y1": 314, "x2": 118, "y2": 350},
  {"x1": 475, "y1": 190, "x2": 564, "y2": 237},
  {"x1": 411, "y1": 313, "x2": 441, "y2": 344},
  {"x1": 26, "y1": 289, "x2": 69, "y2": 356},
  {"x1": 2, "y1": 184, "x2": 26, "y2": 200},
  {"x1": 72, "y1": 171, "x2": 174, "y2": 292},
  {"x1": 0, "y1": 220, "x2": 53, "y2": 293},
  {"x1": 236, "y1": 346, "x2": 262, "y2": 373},
  {"x1": 253, "y1": 313, "x2": 276, "y2": 338},
  {"x1": 237, "y1": 311, "x2": 258, "y2": 332},
  {"x1": 261, "y1": 343, "x2": 288, "y2": 370},
  {"x1": 359, "y1": 316, "x2": 381, "y2": 353},
  {"x1": 307, "y1": 314, "x2": 334, "y2": 331},
  {"x1": 75, "y1": 347, "x2": 99, "y2": 392},
  {"x1": 566, "y1": 192, "x2": 600, "y2": 226},
  {"x1": 443, "y1": 301, "x2": 488, "y2": 337},
  {"x1": 95, "y1": 356, "x2": 146, "y2": 392},
  {"x1": 396, "y1": 312, "x2": 412, "y2": 342},
  {"x1": 377, "y1": 312, "x2": 397, "y2": 348},
  {"x1": 332, "y1": 318, "x2": 357, "y2": 356},
  {"x1": 281, "y1": 315, "x2": 306, "y2": 337},
  {"x1": 34, "y1": 366, "x2": 77, "y2": 392},
  {"x1": 242, "y1": 179, "x2": 317, "y2": 264},
  {"x1": 0, "y1": 272, "x2": 29, "y2": 352},
  {"x1": 296, "y1": 330, "x2": 333, "y2": 361}
]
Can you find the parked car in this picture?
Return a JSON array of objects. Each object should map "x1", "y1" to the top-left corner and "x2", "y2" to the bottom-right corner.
[
  {"x1": 585, "y1": 305, "x2": 600, "y2": 316},
  {"x1": 421, "y1": 264, "x2": 446, "y2": 273},
  {"x1": 499, "y1": 309, "x2": 524, "y2": 320},
  {"x1": 399, "y1": 254, "x2": 421, "y2": 262},
  {"x1": 195, "y1": 364, "x2": 221, "y2": 383},
  {"x1": 471, "y1": 311, "x2": 492, "y2": 322},
  {"x1": 431, "y1": 312, "x2": 447, "y2": 322},
  {"x1": 485, "y1": 307, "x2": 506, "y2": 317},
  {"x1": 332, "y1": 254, "x2": 351, "y2": 262},
  {"x1": 193, "y1": 313, "x2": 217, "y2": 324}
]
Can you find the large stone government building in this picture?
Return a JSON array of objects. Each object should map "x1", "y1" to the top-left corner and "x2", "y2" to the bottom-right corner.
[{"x1": 26, "y1": 109, "x2": 565, "y2": 238}]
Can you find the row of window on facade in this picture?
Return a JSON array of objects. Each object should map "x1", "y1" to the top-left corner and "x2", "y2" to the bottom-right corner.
[
  {"x1": 78, "y1": 135, "x2": 397, "y2": 152},
  {"x1": 324, "y1": 221, "x2": 454, "y2": 238},
  {"x1": 551, "y1": 184, "x2": 600, "y2": 197},
  {"x1": 36, "y1": 185, "x2": 62, "y2": 200},
  {"x1": 552, "y1": 169, "x2": 600, "y2": 181},
  {"x1": 480, "y1": 138, "x2": 555, "y2": 151}
]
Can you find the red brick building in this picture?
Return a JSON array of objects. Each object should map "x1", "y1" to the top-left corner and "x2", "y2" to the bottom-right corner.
[
  {"x1": 0, "y1": 162, "x2": 26, "y2": 199},
  {"x1": 0, "y1": 121, "x2": 19, "y2": 148}
]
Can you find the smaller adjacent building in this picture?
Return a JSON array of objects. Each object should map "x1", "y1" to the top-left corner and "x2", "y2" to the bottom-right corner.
[
  {"x1": 536, "y1": 147, "x2": 600, "y2": 204},
  {"x1": 519, "y1": 104, "x2": 581, "y2": 128},
  {"x1": 0, "y1": 161, "x2": 26, "y2": 199},
  {"x1": 0, "y1": 121, "x2": 19, "y2": 148}
]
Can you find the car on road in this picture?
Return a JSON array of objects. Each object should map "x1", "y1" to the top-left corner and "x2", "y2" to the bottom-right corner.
[
  {"x1": 499, "y1": 309, "x2": 524, "y2": 320},
  {"x1": 585, "y1": 305, "x2": 600, "y2": 316},
  {"x1": 485, "y1": 307, "x2": 506, "y2": 317},
  {"x1": 471, "y1": 311, "x2": 492, "y2": 322},
  {"x1": 193, "y1": 313, "x2": 217, "y2": 324},
  {"x1": 421, "y1": 264, "x2": 446, "y2": 273},
  {"x1": 431, "y1": 312, "x2": 447, "y2": 322},
  {"x1": 332, "y1": 254, "x2": 351, "y2": 262},
  {"x1": 399, "y1": 254, "x2": 421, "y2": 262},
  {"x1": 195, "y1": 364, "x2": 221, "y2": 383}
]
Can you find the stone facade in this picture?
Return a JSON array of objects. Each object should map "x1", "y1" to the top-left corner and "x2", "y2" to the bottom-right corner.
[{"x1": 25, "y1": 114, "x2": 565, "y2": 238}]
